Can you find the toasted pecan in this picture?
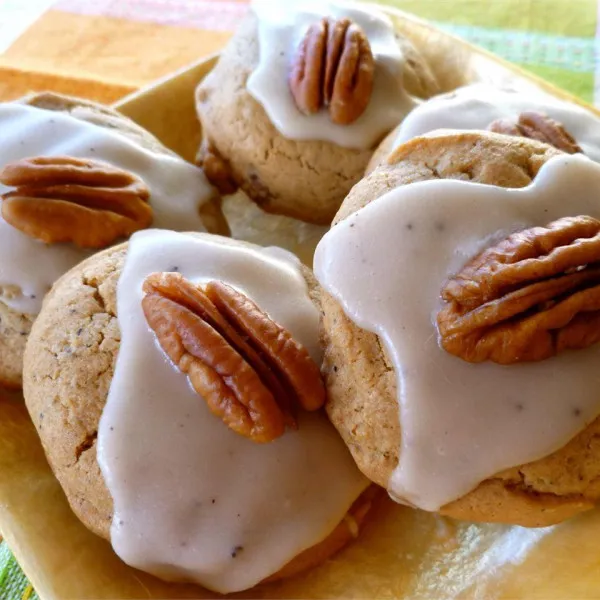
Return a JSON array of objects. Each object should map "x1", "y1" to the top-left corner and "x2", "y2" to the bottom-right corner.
[
  {"x1": 0, "y1": 156, "x2": 152, "y2": 248},
  {"x1": 488, "y1": 111, "x2": 582, "y2": 154},
  {"x1": 288, "y1": 17, "x2": 374, "y2": 125},
  {"x1": 438, "y1": 216, "x2": 600, "y2": 364},
  {"x1": 142, "y1": 272, "x2": 325, "y2": 442}
]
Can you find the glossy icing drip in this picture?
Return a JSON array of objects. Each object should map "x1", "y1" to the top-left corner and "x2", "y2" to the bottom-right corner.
[
  {"x1": 0, "y1": 104, "x2": 212, "y2": 314},
  {"x1": 97, "y1": 230, "x2": 367, "y2": 593},
  {"x1": 247, "y1": 0, "x2": 415, "y2": 149},
  {"x1": 394, "y1": 84, "x2": 600, "y2": 162}
]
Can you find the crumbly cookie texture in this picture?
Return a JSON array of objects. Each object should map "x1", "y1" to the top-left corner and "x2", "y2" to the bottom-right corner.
[
  {"x1": 365, "y1": 125, "x2": 398, "y2": 174},
  {"x1": 395, "y1": 34, "x2": 440, "y2": 100},
  {"x1": 0, "y1": 92, "x2": 226, "y2": 389},
  {"x1": 195, "y1": 14, "x2": 439, "y2": 226},
  {"x1": 23, "y1": 235, "x2": 320, "y2": 538},
  {"x1": 23, "y1": 244, "x2": 122, "y2": 536},
  {"x1": 0, "y1": 301, "x2": 34, "y2": 389},
  {"x1": 321, "y1": 131, "x2": 600, "y2": 527}
]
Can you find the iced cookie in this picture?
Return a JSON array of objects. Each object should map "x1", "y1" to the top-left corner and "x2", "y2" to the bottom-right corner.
[
  {"x1": 0, "y1": 92, "x2": 225, "y2": 388},
  {"x1": 195, "y1": 0, "x2": 439, "y2": 225},
  {"x1": 315, "y1": 130, "x2": 600, "y2": 527},
  {"x1": 368, "y1": 83, "x2": 600, "y2": 171},
  {"x1": 23, "y1": 230, "x2": 372, "y2": 593}
]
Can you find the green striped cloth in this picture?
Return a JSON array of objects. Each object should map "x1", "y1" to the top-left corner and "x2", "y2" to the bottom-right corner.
[
  {"x1": 0, "y1": 544, "x2": 37, "y2": 600},
  {"x1": 1, "y1": 0, "x2": 598, "y2": 596},
  {"x1": 378, "y1": 0, "x2": 598, "y2": 103}
]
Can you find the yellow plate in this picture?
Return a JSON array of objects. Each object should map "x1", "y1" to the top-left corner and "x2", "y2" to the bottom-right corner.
[{"x1": 2, "y1": 6, "x2": 600, "y2": 599}]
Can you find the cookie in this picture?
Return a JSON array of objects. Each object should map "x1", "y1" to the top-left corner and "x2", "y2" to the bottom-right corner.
[
  {"x1": 316, "y1": 130, "x2": 600, "y2": 527},
  {"x1": 0, "y1": 92, "x2": 224, "y2": 388},
  {"x1": 23, "y1": 231, "x2": 372, "y2": 593},
  {"x1": 196, "y1": 3, "x2": 439, "y2": 225},
  {"x1": 0, "y1": 301, "x2": 34, "y2": 389},
  {"x1": 367, "y1": 83, "x2": 600, "y2": 172}
]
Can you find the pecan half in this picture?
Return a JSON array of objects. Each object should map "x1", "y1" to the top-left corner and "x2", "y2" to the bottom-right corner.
[
  {"x1": 142, "y1": 272, "x2": 326, "y2": 443},
  {"x1": 0, "y1": 156, "x2": 152, "y2": 248},
  {"x1": 438, "y1": 216, "x2": 600, "y2": 364},
  {"x1": 289, "y1": 17, "x2": 375, "y2": 125},
  {"x1": 488, "y1": 111, "x2": 582, "y2": 154}
]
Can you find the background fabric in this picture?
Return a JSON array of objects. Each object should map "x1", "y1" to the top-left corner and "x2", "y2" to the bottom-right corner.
[
  {"x1": 0, "y1": 0, "x2": 597, "y2": 596},
  {"x1": 0, "y1": 0, "x2": 597, "y2": 104},
  {"x1": 0, "y1": 544, "x2": 36, "y2": 600}
]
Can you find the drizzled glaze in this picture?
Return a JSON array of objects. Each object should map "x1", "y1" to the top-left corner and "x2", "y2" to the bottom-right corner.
[
  {"x1": 247, "y1": 0, "x2": 415, "y2": 149},
  {"x1": 97, "y1": 230, "x2": 368, "y2": 593},
  {"x1": 315, "y1": 154, "x2": 600, "y2": 510},
  {"x1": 0, "y1": 104, "x2": 213, "y2": 314},
  {"x1": 394, "y1": 84, "x2": 600, "y2": 161}
]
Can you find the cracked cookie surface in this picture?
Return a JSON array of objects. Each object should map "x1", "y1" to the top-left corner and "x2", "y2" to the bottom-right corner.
[
  {"x1": 23, "y1": 244, "x2": 121, "y2": 536},
  {"x1": 322, "y1": 131, "x2": 600, "y2": 526}
]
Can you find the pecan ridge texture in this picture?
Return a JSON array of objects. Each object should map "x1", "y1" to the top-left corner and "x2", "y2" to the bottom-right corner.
[
  {"x1": 438, "y1": 216, "x2": 600, "y2": 364},
  {"x1": 288, "y1": 17, "x2": 375, "y2": 125},
  {"x1": 0, "y1": 156, "x2": 152, "y2": 248},
  {"x1": 142, "y1": 272, "x2": 326, "y2": 442}
]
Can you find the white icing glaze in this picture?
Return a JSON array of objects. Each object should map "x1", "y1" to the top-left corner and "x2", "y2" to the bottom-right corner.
[
  {"x1": 97, "y1": 230, "x2": 368, "y2": 593},
  {"x1": 394, "y1": 83, "x2": 600, "y2": 161},
  {"x1": 314, "y1": 154, "x2": 600, "y2": 511},
  {"x1": 247, "y1": 0, "x2": 415, "y2": 149},
  {"x1": 0, "y1": 104, "x2": 213, "y2": 314}
]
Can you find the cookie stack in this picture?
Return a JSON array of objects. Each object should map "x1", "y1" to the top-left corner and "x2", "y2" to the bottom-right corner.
[{"x1": 5, "y1": 0, "x2": 600, "y2": 594}]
